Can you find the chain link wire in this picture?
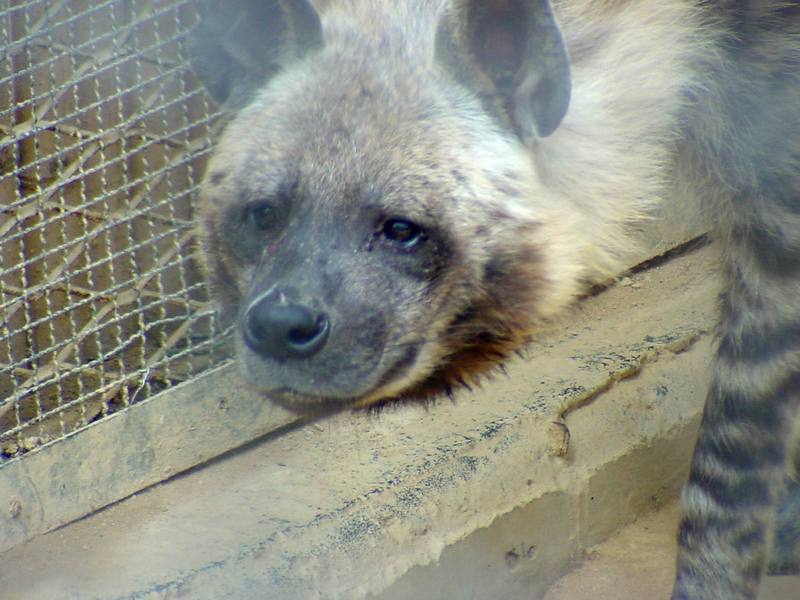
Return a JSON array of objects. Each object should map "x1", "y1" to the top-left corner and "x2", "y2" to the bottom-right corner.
[{"x1": 0, "y1": 0, "x2": 231, "y2": 460}]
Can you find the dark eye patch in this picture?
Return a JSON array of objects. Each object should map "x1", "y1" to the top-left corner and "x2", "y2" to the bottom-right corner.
[
  {"x1": 246, "y1": 201, "x2": 276, "y2": 231},
  {"x1": 217, "y1": 196, "x2": 284, "y2": 264}
]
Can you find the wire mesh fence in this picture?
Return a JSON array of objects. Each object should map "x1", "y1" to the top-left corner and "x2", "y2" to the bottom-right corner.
[{"x1": 0, "y1": 0, "x2": 229, "y2": 461}]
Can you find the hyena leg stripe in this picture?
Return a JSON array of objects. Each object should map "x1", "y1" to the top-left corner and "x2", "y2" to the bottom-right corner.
[
  {"x1": 673, "y1": 391, "x2": 800, "y2": 599},
  {"x1": 769, "y1": 453, "x2": 800, "y2": 575},
  {"x1": 695, "y1": 376, "x2": 800, "y2": 473},
  {"x1": 673, "y1": 265, "x2": 800, "y2": 599}
]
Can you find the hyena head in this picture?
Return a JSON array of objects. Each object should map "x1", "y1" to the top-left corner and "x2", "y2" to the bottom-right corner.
[{"x1": 191, "y1": 0, "x2": 581, "y2": 413}]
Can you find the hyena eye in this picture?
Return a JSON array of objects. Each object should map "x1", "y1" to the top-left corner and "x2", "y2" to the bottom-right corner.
[
  {"x1": 246, "y1": 202, "x2": 274, "y2": 231},
  {"x1": 381, "y1": 218, "x2": 424, "y2": 248}
]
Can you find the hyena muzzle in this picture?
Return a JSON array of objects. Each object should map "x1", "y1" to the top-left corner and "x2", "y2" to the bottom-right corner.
[{"x1": 189, "y1": 0, "x2": 800, "y2": 598}]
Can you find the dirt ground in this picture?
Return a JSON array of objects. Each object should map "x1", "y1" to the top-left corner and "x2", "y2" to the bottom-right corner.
[{"x1": 544, "y1": 502, "x2": 799, "y2": 600}]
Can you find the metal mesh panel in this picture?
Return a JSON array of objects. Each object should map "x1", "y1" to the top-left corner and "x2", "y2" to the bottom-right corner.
[{"x1": 0, "y1": 0, "x2": 229, "y2": 460}]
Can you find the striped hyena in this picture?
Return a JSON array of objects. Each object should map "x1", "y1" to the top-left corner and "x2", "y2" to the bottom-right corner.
[{"x1": 189, "y1": 1, "x2": 800, "y2": 598}]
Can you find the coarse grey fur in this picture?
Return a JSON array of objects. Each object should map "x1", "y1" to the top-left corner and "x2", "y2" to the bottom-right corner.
[{"x1": 190, "y1": 1, "x2": 800, "y2": 598}]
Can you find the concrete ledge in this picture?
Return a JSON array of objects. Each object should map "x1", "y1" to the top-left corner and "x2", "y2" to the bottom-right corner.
[
  {"x1": 0, "y1": 360, "x2": 307, "y2": 555},
  {"x1": 0, "y1": 243, "x2": 719, "y2": 600}
]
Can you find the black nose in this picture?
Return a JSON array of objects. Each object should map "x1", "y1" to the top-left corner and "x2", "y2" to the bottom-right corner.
[{"x1": 243, "y1": 296, "x2": 330, "y2": 360}]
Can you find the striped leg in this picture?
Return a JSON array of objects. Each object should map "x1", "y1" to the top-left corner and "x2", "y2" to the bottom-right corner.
[{"x1": 672, "y1": 253, "x2": 800, "y2": 598}]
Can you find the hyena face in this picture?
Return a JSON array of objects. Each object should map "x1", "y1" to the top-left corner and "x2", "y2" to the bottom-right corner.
[{"x1": 193, "y1": 0, "x2": 580, "y2": 412}]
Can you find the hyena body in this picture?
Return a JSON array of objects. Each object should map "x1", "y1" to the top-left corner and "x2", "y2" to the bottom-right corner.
[{"x1": 190, "y1": 0, "x2": 800, "y2": 598}]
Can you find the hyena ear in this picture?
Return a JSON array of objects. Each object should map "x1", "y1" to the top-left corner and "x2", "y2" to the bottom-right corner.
[
  {"x1": 437, "y1": 0, "x2": 571, "y2": 139},
  {"x1": 189, "y1": 0, "x2": 323, "y2": 108}
]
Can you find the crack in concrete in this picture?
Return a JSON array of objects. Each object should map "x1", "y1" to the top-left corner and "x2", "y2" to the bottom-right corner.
[{"x1": 559, "y1": 328, "x2": 709, "y2": 421}]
